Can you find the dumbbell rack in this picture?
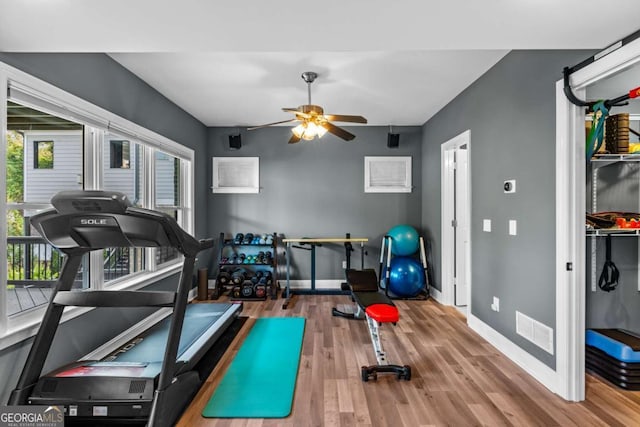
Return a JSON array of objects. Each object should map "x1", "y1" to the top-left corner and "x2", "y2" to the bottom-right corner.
[{"x1": 215, "y1": 232, "x2": 279, "y2": 300}]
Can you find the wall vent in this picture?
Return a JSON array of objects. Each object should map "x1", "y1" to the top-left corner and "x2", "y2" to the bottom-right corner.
[
  {"x1": 516, "y1": 311, "x2": 554, "y2": 354},
  {"x1": 129, "y1": 380, "x2": 146, "y2": 394}
]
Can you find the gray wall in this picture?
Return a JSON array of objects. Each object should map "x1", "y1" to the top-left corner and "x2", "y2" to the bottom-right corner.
[
  {"x1": 0, "y1": 53, "x2": 208, "y2": 403},
  {"x1": 207, "y1": 126, "x2": 423, "y2": 280},
  {"x1": 421, "y1": 50, "x2": 594, "y2": 369}
]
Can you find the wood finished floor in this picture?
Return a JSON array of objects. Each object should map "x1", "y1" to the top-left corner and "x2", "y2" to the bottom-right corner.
[{"x1": 178, "y1": 295, "x2": 640, "y2": 427}]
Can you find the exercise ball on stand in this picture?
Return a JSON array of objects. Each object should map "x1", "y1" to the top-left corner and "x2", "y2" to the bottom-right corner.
[
  {"x1": 388, "y1": 256, "x2": 425, "y2": 298},
  {"x1": 387, "y1": 224, "x2": 420, "y2": 256}
]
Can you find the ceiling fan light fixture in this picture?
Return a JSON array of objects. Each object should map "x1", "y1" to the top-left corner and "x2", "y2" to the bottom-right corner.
[
  {"x1": 316, "y1": 124, "x2": 328, "y2": 138},
  {"x1": 305, "y1": 122, "x2": 322, "y2": 139},
  {"x1": 250, "y1": 71, "x2": 366, "y2": 143},
  {"x1": 292, "y1": 121, "x2": 326, "y2": 141},
  {"x1": 292, "y1": 123, "x2": 307, "y2": 138}
]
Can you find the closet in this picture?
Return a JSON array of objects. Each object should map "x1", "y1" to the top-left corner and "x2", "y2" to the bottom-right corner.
[{"x1": 584, "y1": 67, "x2": 640, "y2": 389}]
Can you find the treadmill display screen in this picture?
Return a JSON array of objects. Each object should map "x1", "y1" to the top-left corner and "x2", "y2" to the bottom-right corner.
[{"x1": 55, "y1": 362, "x2": 148, "y2": 378}]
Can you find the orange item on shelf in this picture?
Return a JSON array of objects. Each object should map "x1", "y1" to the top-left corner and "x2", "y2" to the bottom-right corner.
[{"x1": 616, "y1": 217, "x2": 640, "y2": 228}]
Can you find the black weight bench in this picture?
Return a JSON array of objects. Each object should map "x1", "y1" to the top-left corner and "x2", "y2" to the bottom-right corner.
[{"x1": 332, "y1": 269, "x2": 411, "y2": 381}]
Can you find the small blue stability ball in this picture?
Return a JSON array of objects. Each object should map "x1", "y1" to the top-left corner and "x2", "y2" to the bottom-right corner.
[
  {"x1": 388, "y1": 256, "x2": 425, "y2": 298},
  {"x1": 387, "y1": 224, "x2": 420, "y2": 256}
]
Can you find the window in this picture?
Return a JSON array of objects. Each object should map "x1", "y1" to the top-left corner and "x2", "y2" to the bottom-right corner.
[
  {"x1": 1, "y1": 64, "x2": 194, "y2": 342},
  {"x1": 34, "y1": 140, "x2": 54, "y2": 169},
  {"x1": 364, "y1": 156, "x2": 412, "y2": 193},
  {"x1": 103, "y1": 136, "x2": 142, "y2": 205},
  {"x1": 155, "y1": 151, "x2": 184, "y2": 265},
  {"x1": 212, "y1": 157, "x2": 259, "y2": 193},
  {"x1": 6, "y1": 105, "x2": 87, "y2": 317},
  {"x1": 109, "y1": 140, "x2": 130, "y2": 169}
]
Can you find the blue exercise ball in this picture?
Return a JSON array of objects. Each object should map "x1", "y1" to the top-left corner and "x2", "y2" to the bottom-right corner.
[
  {"x1": 387, "y1": 224, "x2": 420, "y2": 256},
  {"x1": 388, "y1": 256, "x2": 425, "y2": 298}
]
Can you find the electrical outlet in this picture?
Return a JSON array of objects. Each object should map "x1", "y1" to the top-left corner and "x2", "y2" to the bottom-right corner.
[
  {"x1": 342, "y1": 260, "x2": 347, "y2": 269},
  {"x1": 491, "y1": 296, "x2": 500, "y2": 312}
]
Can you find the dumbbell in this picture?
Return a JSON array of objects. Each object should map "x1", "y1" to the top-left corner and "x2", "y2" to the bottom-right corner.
[
  {"x1": 241, "y1": 280, "x2": 254, "y2": 298},
  {"x1": 231, "y1": 268, "x2": 248, "y2": 285},
  {"x1": 263, "y1": 271, "x2": 273, "y2": 285},
  {"x1": 231, "y1": 286, "x2": 242, "y2": 298},
  {"x1": 254, "y1": 284, "x2": 266, "y2": 298},
  {"x1": 216, "y1": 268, "x2": 232, "y2": 286},
  {"x1": 242, "y1": 233, "x2": 254, "y2": 245},
  {"x1": 264, "y1": 252, "x2": 272, "y2": 264},
  {"x1": 233, "y1": 233, "x2": 244, "y2": 245}
]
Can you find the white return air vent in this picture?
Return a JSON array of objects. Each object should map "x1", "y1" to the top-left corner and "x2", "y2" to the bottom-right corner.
[{"x1": 516, "y1": 311, "x2": 554, "y2": 354}]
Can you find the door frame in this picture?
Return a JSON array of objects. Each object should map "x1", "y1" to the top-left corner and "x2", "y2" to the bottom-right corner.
[
  {"x1": 441, "y1": 130, "x2": 471, "y2": 308},
  {"x1": 555, "y1": 37, "x2": 640, "y2": 401}
]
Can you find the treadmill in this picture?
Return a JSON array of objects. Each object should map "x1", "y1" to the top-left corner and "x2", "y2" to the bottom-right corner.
[{"x1": 8, "y1": 190, "x2": 242, "y2": 427}]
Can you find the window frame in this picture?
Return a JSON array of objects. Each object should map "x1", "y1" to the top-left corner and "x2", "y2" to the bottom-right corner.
[
  {"x1": 0, "y1": 61, "x2": 195, "y2": 349},
  {"x1": 212, "y1": 156, "x2": 259, "y2": 194},
  {"x1": 364, "y1": 156, "x2": 412, "y2": 193},
  {"x1": 109, "y1": 139, "x2": 130, "y2": 169},
  {"x1": 33, "y1": 140, "x2": 54, "y2": 169}
]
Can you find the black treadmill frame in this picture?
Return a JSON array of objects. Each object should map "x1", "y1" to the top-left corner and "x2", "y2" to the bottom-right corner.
[{"x1": 7, "y1": 190, "x2": 219, "y2": 427}]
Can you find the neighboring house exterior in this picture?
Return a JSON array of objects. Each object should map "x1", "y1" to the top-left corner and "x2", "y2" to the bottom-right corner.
[{"x1": 23, "y1": 131, "x2": 177, "y2": 206}]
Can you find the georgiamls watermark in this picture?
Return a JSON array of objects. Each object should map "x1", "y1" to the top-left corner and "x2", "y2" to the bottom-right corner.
[{"x1": 0, "y1": 406, "x2": 64, "y2": 427}]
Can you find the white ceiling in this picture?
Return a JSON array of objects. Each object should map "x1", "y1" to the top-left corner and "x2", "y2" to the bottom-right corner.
[{"x1": 1, "y1": 0, "x2": 639, "y2": 127}]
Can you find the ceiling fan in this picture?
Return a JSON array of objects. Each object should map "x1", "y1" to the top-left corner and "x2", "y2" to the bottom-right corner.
[{"x1": 247, "y1": 71, "x2": 367, "y2": 144}]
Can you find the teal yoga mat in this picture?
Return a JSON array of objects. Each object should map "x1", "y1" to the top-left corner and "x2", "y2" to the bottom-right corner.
[{"x1": 202, "y1": 317, "x2": 305, "y2": 418}]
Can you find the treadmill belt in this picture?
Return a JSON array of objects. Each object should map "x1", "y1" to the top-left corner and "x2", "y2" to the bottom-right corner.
[
  {"x1": 55, "y1": 303, "x2": 237, "y2": 379},
  {"x1": 108, "y1": 303, "x2": 235, "y2": 363}
]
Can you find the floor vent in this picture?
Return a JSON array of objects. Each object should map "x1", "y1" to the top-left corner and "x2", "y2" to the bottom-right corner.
[{"x1": 516, "y1": 311, "x2": 554, "y2": 354}]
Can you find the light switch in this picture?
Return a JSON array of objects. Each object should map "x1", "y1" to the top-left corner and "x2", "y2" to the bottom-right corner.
[
  {"x1": 483, "y1": 219, "x2": 492, "y2": 232},
  {"x1": 509, "y1": 220, "x2": 517, "y2": 235}
]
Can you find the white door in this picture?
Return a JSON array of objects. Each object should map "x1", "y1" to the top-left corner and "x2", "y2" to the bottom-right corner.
[
  {"x1": 454, "y1": 146, "x2": 469, "y2": 306},
  {"x1": 441, "y1": 130, "x2": 471, "y2": 308}
]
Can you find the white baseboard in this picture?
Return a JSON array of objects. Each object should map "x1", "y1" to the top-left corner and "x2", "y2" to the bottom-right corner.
[
  {"x1": 285, "y1": 279, "x2": 344, "y2": 290},
  {"x1": 429, "y1": 286, "x2": 443, "y2": 303},
  {"x1": 207, "y1": 279, "x2": 343, "y2": 290},
  {"x1": 467, "y1": 313, "x2": 559, "y2": 395}
]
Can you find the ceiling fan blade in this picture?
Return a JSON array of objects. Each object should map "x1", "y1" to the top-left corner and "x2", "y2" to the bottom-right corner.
[
  {"x1": 288, "y1": 133, "x2": 301, "y2": 144},
  {"x1": 282, "y1": 107, "x2": 311, "y2": 119},
  {"x1": 321, "y1": 122, "x2": 355, "y2": 141},
  {"x1": 247, "y1": 118, "x2": 297, "y2": 130},
  {"x1": 324, "y1": 114, "x2": 367, "y2": 124}
]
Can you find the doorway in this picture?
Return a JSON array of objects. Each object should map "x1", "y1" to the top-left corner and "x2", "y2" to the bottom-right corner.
[
  {"x1": 556, "y1": 37, "x2": 640, "y2": 401},
  {"x1": 441, "y1": 130, "x2": 471, "y2": 309}
]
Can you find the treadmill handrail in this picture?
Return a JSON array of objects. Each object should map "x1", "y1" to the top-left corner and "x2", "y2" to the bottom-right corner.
[
  {"x1": 30, "y1": 191, "x2": 204, "y2": 257},
  {"x1": 53, "y1": 291, "x2": 177, "y2": 308}
]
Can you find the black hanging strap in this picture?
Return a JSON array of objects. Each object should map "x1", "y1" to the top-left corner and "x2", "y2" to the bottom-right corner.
[{"x1": 598, "y1": 235, "x2": 620, "y2": 292}]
